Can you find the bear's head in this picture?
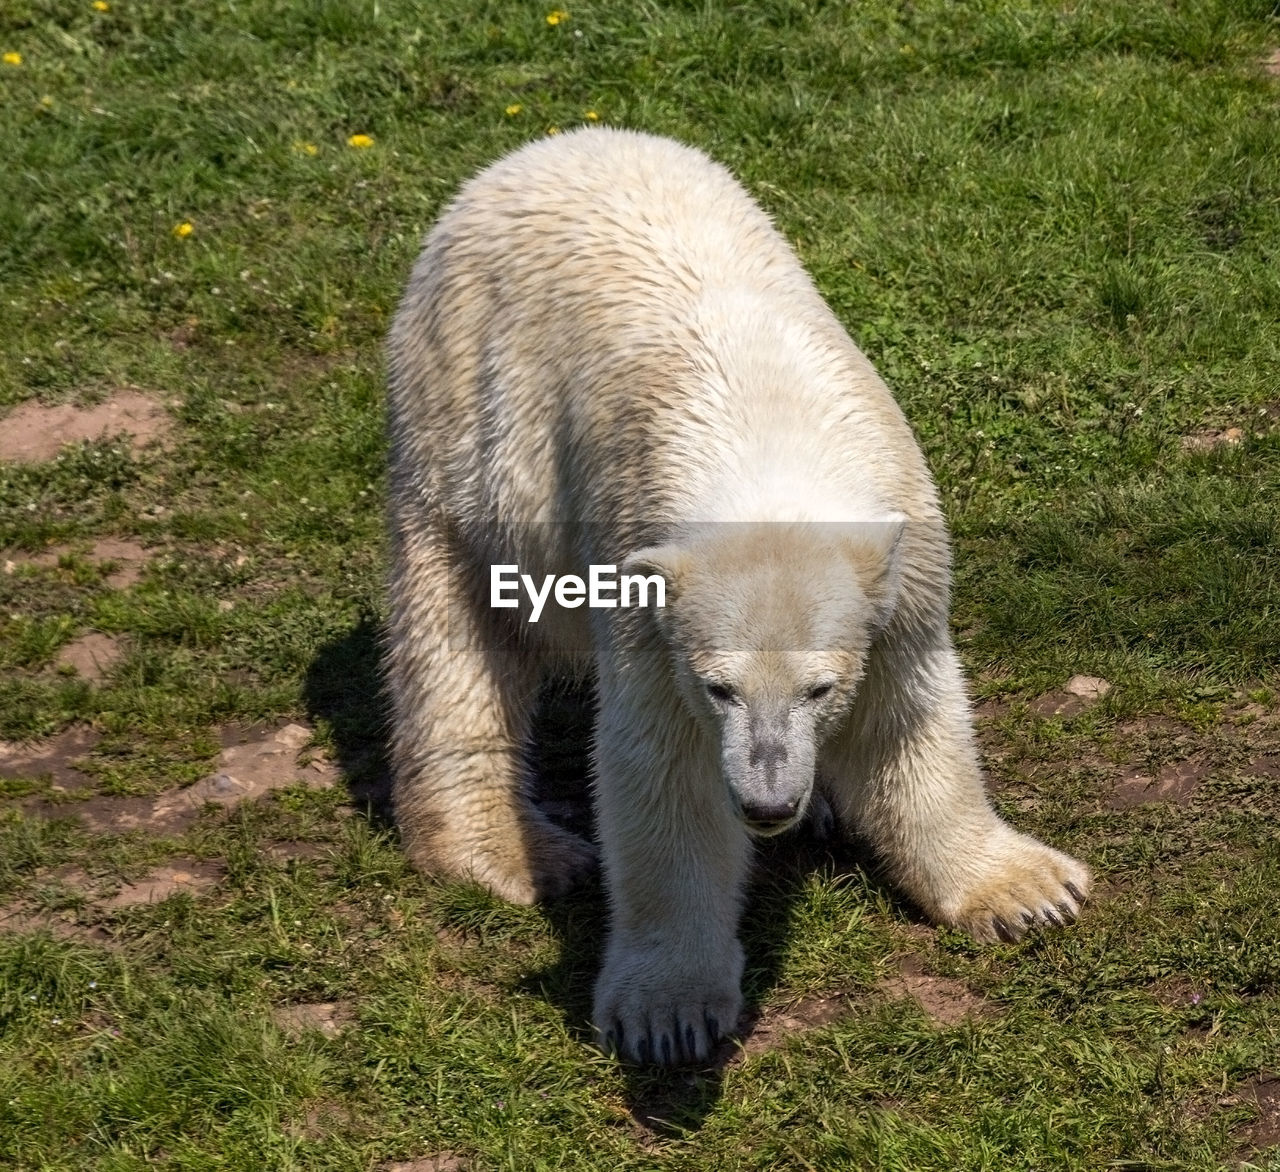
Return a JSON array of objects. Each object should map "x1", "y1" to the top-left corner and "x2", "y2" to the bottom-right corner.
[{"x1": 623, "y1": 518, "x2": 905, "y2": 836}]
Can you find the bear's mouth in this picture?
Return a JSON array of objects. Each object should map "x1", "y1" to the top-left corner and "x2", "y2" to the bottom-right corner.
[
  {"x1": 743, "y1": 813, "x2": 801, "y2": 837},
  {"x1": 734, "y1": 794, "x2": 808, "y2": 837}
]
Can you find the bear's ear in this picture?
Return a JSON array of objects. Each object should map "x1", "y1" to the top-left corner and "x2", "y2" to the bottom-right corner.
[
  {"x1": 841, "y1": 513, "x2": 906, "y2": 632},
  {"x1": 620, "y1": 543, "x2": 691, "y2": 608}
]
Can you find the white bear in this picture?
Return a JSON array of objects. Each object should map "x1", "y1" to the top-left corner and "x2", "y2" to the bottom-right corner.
[{"x1": 384, "y1": 127, "x2": 1090, "y2": 1065}]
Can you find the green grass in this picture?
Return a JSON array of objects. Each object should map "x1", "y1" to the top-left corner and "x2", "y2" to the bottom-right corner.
[{"x1": 2, "y1": 0, "x2": 1280, "y2": 1168}]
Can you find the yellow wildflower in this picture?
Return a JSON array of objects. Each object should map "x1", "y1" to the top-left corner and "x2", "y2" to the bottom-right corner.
[
  {"x1": 347, "y1": 133, "x2": 374, "y2": 149},
  {"x1": 3, "y1": 52, "x2": 22, "y2": 66},
  {"x1": 40, "y1": 95, "x2": 54, "y2": 108},
  {"x1": 584, "y1": 110, "x2": 599, "y2": 121},
  {"x1": 293, "y1": 140, "x2": 319, "y2": 156},
  {"x1": 546, "y1": 10, "x2": 568, "y2": 25},
  {"x1": 504, "y1": 103, "x2": 522, "y2": 116},
  {"x1": 92, "y1": 1, "x2": 110, "y2": 11},
  {"x1": 173, "y1": 221, "x2": 194, "y2": 238},
  {"x1": 546, "y1": 125, "x2": 561, "y2": 136}
]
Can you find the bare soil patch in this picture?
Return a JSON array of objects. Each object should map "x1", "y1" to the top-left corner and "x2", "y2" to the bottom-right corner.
[
  {"x1": 1109, "y1": 759, "x2": 1210, "y2": 809},
  {"x1": 54, "y1": 633, "x2": 124, "y2": 681},
  {"x1": 878, "y1": 954, "x2": 998, "y2": 1026},
  {"x1": 382, "y1": 1157, "x2": 469, "y2": 1172},
  {"x1": 0, "y1": 904, "x2": 115, "y2": 945},
  {"x1": 149, "y1": 722, "x2": 338, "y2": 825},
  {"x1": 99, "y1": 859, "x2": 223, "y2": 909},
  {"x1": 1246, "y1": 755, "x2": 1280, "y2": 779},
  {"x1": 15, "y1": 721, "x2": 340, "y2": 834},
  {"x1": 90, "y1": 538, "x2": 150, "y2": 588},
  {"x1": 737, "y1": 991, "x2": 856, "y2": 1057},
  {"x1": 972, "y1": 697, "x2": 1010, "y2": 721},
  {"x1": 1233, "y1": 1075, "x2": 1280, "y2": 1154},
  {"x1": 3, "y1": 537, "x2": 149, "y2": 588},
  {"x1": 0, "y1": 858, "x2": 222, "y2": 918},
  {"x1": 0, "y1": 389, "x2": 172, "y2": 464},
  {"x1": 273, "y1": 1000, "x2": 356, "y2": 1039},
  {"x1": 0, "y1": 725, "x2": 100, "y2": 790},
  {"x1": 31, "y1": 794, "x2": 160, "y2": 834},
  {"x1": 1117, "y1": 715, "x2": 1190, "y2": 740}
]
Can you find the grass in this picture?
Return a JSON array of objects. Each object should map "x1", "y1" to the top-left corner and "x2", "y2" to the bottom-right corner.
[{"x1": 2, "y1": 0, "x2": 1279, "y2": 1168}]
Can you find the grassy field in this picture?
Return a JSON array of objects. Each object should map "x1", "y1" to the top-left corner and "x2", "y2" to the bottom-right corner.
[{"x1": 2, "y1": 0, "x2": 1279, "y2": 1168}]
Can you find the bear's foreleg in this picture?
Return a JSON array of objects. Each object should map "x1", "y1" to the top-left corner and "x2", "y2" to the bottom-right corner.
[
  {"x1": 386, "y1": 513, "x2": 596, "y2": 903},
  {"x1": 590, "y1": 664, "x2": 752, "y2": 1064},
  {"x1": 825, "y1": 633, "x2": 1090, "y2": 943}
]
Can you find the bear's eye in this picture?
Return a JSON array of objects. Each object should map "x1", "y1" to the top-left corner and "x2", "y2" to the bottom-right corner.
[
  {"x1": 808, "y1": 683, "x2": 834, "y2": 701},
  {"x1": 706, "y1": 682, "x2": 737, "y2": 704}
]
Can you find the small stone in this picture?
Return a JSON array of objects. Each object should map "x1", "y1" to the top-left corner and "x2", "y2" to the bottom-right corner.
[
  {"x1": 275, "y1": 723, "x2": 311, "y2": 749},
  {"x1": 1064, "y1": 675, "x2": 1111, "y2": 699},
  {"x1": 210, "y1": 773, "x2": 240, "y2": 795}
]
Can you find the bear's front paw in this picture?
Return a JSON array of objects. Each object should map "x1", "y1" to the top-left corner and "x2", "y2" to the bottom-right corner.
[
  {"x1": 944, "y1": 829, "x2": 1091, "y2": 944},
  {"x1": 593, "y1": 939, "x2": 744, "y2": 1065}
]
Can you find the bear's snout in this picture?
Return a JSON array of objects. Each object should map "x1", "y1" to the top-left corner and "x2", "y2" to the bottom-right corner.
[{"x1": 722, "y1": 705, "x2": 816, "y2": 836}]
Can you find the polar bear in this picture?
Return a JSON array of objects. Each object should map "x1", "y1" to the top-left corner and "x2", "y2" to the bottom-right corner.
[{"x1": 385, "y1": 127, "x2": 1090, "y2": 1065}]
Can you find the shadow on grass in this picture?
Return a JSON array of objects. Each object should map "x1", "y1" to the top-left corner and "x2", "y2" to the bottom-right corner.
[
  {"x1": 527, "y1": 828, "x2": 897, "y2": 1133},
  {"x1": 302, "y1": 615, "x2": 395, "y2": 826},
  {"x1": 305, "y1": 626, "x2": 906, "y2": 1131}
]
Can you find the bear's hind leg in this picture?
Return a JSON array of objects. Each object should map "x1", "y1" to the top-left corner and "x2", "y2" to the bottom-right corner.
[{"x1": 386, "y1": 517, "x2": 596, "y2": 904}]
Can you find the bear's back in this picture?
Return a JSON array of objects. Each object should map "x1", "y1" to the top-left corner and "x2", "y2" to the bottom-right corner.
[
  {"x1": 388, "y1": 128, "x2": 937, "y2": 551},
  {"x1": 438, "y1": 129, "x2": 795, "y2": 306}
]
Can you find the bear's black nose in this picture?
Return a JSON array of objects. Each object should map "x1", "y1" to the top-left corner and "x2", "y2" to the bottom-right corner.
[{"x1": 741, "y1": 798, "x2": 799, "y2": 832}]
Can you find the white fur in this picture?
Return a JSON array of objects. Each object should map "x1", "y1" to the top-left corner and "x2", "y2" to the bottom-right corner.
[{"x1": 385, "y1": 127, "x2": 1090, "y2": 1066}]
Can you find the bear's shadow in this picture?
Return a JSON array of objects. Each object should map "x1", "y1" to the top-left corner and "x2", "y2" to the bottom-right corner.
[
  {"x1": 303, "y1": 616, "x2": 396, "y2": 825},
  {"x1": 305, "y1": 623, "x2": 907, "y2": 1133}
]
